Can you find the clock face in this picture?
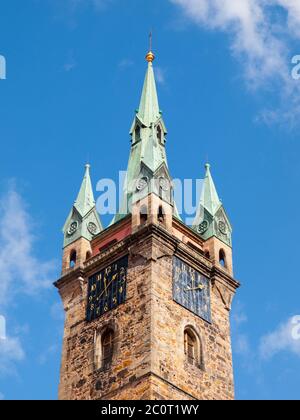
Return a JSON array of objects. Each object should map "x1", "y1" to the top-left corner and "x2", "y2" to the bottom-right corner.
[
  {"x1": 68, "y1": 221, "x2": 78, "y2": 236},
  {"x1": 159, "y1": 177, "x2": 170, "y2": 191},
  {"x1": 87, "y1": 222, "x2": 98, "y2": 236},
  {"x1": 218, "y1": 220, "x2": 227, "y2": 235},
  {"x1": 173, "y1": 257, "x2": 211, "y2": 323},
  {"x1": 198, "y1": 220, "x2": 209, "y2": 235},
  {"x1": 86, "y1": 256, "x2": 128, "y2": 322},
  {"x1": 136, "y1": 177, "x2": 148, "y2": 191}
]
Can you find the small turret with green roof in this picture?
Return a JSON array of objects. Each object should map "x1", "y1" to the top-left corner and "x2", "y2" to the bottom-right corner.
[
  {"x1": 192, "y1": 164, "x2": 232, "y2": 247},
  {"x1": 63, "y1": 164, "x2": 103, "y2": 248}
]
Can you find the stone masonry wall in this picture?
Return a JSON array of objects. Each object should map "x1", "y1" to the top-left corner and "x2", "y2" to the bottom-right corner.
[
  {"x1": 150, "y1": 234, "x2": 236, "y2": 400},
  {"x1": 56, "y1": 224, "x2": 238, "y2": 400},
  {"x1": 58, "y1": 234, "x2": 154, "y2": 400}
]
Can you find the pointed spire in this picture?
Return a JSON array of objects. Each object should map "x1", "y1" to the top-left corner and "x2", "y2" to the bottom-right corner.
[
  {"x1": 74, "y1": 164, "x2": 95, "y2": 217},
  {"x1": 137, "y1": 58, "x2": 160, "y2": 127},
  {"x1": 200, "y1": 163, "x2": 222, "y2": 216},
  {"x1": 192, "y1": 164, "x2": 232, "y2": 247},
  {"x1": 113, "y1": 43, "x2": 174, "y2": 224}
]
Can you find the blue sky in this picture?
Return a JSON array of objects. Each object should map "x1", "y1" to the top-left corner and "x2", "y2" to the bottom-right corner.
[{"x1": 0, "y1": 0, "x2": 300, "y2": 400}]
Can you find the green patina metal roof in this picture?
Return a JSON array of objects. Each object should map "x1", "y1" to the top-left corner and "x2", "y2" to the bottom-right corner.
[
  {"x1": 63, "y1": 165, "x2": 103, "y2": 248},
  {"x1": 137, "y1": 61, "x2": 160, "y2": 127},
  {"x1": 74, "y1": 164, "x2": 96, "y2": 217},
  {"x1": 200, "y1": 164, "x2": 222, "y2": 216},
  {"x1": 113, "y1": 55, "x2": 178, "y2": 224},
  {"x1": 192, "y1": 164, "x2": 232, "y2": 247}
]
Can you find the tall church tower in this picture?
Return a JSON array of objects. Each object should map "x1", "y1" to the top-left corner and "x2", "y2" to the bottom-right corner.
[{"x1": 55, "y1": 48, "x2": 240, "y2": 401}]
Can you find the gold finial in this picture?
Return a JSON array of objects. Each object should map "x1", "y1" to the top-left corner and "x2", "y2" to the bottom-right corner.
[{"x1": 146, "y1": 31, "x2": 155, "y2": 63}]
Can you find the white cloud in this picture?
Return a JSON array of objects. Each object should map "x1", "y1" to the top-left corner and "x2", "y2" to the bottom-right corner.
[
  {"x1": 38, "y1": 343, "x2": 59, "y2": 366},
  {"x1": 118, "y1": 58, "x2": 134, "y2": 69},
  {"x1": 231, "y1": 302, "x2": 250, "y2": 356},
  {"x1": 0, "y1": 185, "x2": 57, "y2": 379},
  {"x1": 260, "y1": 316, "x2": 300, "y2": 360},
  {"x1": 0, "y1": 336, "x2": 25, "y2": 376},
  {"x1": 155, "y1": 67, "x2": 166, "y2": 85},
  {"x1": 50, "y1": 301, "x2": 64, "y2": 322},
  {"x1": 235, "y1": 333, "x2": 250, "y2": 356},
  {"x1": 170, "y1": 0, "x2": 300, "y2": 126},
  {"x1": 0, "y1": 185, "x2": 56, "y2": 307}
]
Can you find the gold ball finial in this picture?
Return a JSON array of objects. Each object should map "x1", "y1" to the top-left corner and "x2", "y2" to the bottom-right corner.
[{"x1": 146, "y1": 51, "x2": 155, "y2": 63}]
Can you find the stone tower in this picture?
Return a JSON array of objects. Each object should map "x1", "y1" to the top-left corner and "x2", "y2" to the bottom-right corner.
[{"x1": 55, "y1": 48, "x2": 240, "y2": 401}]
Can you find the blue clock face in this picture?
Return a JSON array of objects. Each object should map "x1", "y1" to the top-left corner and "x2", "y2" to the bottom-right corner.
[
  {"x1": 86, "y1": 256, "x2": 128, "y2": 322},
  {"x1": 173, "y1": 257, "x2": 211, "y2": 323}
]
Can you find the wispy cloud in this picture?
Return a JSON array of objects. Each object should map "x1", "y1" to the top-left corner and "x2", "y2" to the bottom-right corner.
[
  {"x1": 155, "y1": 67, "x2": 166, "y2": 85},
  {"x1": 0, "y1": 336, "x2": 25, "y2": 377},
  {"x1": 260, "y1": 316, "x2": 300, "y2": 360},
  {"x1": 118, "y1": 58, "x2": 134, "y2": 69},
  {"x1": 50, "y1": 301, "x2": 64, "y2": 322},
  {"x1": 170, "y1": 0, "x2": 300, "y2": 127},
  {"x1": 0, "y1": 185, "x2": 57, "y2": 378},
  {"x1": 0, "y1": 184, "x2": 56, "y2": 307},
  {"x1": 231, "y1": 302, "x2": 251, "y2": 358},
  {"x1": 38, "y1": 343, "x2": 59, "y2": 366}
]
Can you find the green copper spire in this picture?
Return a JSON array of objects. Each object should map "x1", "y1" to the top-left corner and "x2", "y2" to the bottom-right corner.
[
  {"x1": 74, "y1": 164, "x2": 95, "y2": 217},
  {"x1": 137, "y1": 61, "x2": 160, "y2": 127},
  {"x1": 200, "y1": 164, "x2": 222, "y2": 216},
  {"x1": 113, "y1": 48, "x2": 177, "y2": 223},
  {"x1": 63, "y1": 164, "x2": 103, "y2": 248},
  {"x1": 192, "y1": 164, "x2": 232, "y2": 247}
]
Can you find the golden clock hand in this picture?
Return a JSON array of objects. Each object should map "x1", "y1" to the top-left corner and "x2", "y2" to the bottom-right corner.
[
  {"x1": 104, "y1": 277, "x2": 108, "y2": 297},
  {"x1": 98, "y1": 274, "x2": 120, "y2": 301},
  {"x1": 184, "y1": 285, "x2": 204, "y2": 292}
]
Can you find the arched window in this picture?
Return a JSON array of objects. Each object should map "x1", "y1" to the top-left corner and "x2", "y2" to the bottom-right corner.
[
  {"x1": 184, "y1": 327, "x2": 204, "y2": 369},
  {"x1": 140, "y1": 205, "x2": 148, "y2": 225},
  {"x1": 102, "y1": 329, "x2": 114, "y2": 366},
  {"x1": 184, "y1": 329, "x2": 197, "y2": 365},
  {"x1": 158, "y1": 206, "x2": 165, "y2": 224},
  {"x1": 219, "y1": 249, "x2": 226, "y2": 268},
  {"x1": 70, "y1": 250, "x2": 77, "y2": 269},
  {"x1": 157, "y1": 125, "x2": 162, "y2": 143},
  {"x1": 135, "y1": 125, "x2": 141, "y2": 142},
  {"x1": 95, "y1": 328, "x2": 115, "y2": 370}
]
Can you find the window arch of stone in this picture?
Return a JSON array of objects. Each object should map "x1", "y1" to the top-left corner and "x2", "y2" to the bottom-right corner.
[
  {"x1": 140, "y1": 205, "x2": 148, "y2": 225},
  {"x1": 219, "y1": 249, "x2": 227, "y2": 268},
  {"x1": 69, "y1": 250, "x2": 77, "y2": 269},
  {"x1": 156, "y1": 125, "x2": 163, "y2": 144},
  {"x1": 134, "y1": 125, "x2": 141, "y2": 143},
  {"x1": 157, "y1": 205, "x2": 165, "y2": 225},
  {"x1": 94, "y1": 327, "x2": 115, "y2": 370},
  {"x1": 183, "y1": 326, "x2": 204, "y2": 370}
]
